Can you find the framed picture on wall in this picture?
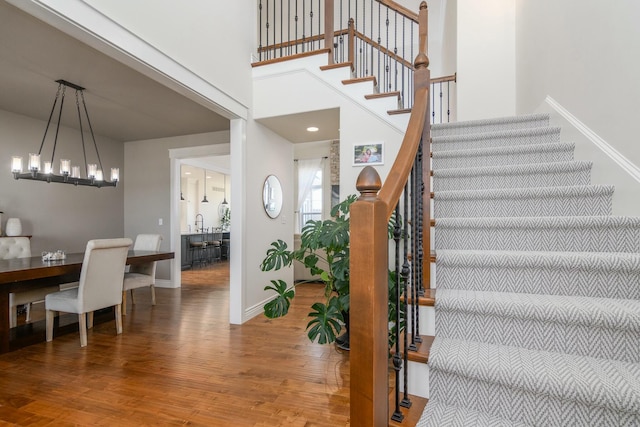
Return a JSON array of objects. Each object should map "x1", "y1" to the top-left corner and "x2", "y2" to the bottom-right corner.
[{"x1": 352, "y1": 142, "x2": 384, "y2": 166}]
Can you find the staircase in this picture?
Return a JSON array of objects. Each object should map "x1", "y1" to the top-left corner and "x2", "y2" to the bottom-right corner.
[{"x1": 417, "y1": 113, "x2": 640, "y2": 426}]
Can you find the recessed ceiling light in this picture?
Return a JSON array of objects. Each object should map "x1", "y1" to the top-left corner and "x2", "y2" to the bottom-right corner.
[
  {"x1": 185, "y1": 172, "x2": 191, "y2": 175},
  {"x1": 307, "y1": 126, "x2": 319, "y2": 132}
]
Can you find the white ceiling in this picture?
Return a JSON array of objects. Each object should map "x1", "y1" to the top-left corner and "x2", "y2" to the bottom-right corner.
[
  {"x1": 257, "y1": 108, "x2": 340, "y2": 143},
  {"x1": 0, "y1": 1, "x2": 229, "y2": 143}
]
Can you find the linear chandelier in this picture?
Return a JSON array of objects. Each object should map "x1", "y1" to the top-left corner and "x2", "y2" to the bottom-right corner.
[{"x1": 11, "y1": 79, "x2": 119, "y2": 188}]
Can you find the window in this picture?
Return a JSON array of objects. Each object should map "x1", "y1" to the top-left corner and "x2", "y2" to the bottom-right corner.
[{"x1": 298, "y1": 169, "x2": 323, "y2": 232}]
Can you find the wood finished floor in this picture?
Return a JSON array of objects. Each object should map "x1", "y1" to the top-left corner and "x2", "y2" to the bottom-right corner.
[
  {"x1": 2, "y1": 262, "x2": 427, "y2": 426},
  {"x1": 0, "y1": 262, "x2": 352, "y2": 426}
]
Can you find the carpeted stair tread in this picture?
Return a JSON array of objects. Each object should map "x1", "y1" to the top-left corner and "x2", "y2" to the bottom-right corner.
[
  {"x1": 432, "y1": 142, "x2": 575, "y2": 169},
  {"x1": 434, "y1": 185, "x2": 613, "y2": 218},
  {"x1": 435, "y1": 215, "x2": 640, "y2": 252},
  {"x1": 421, "y1": 113, "x2": 640, "y2": 426},
  {"x1": 431, "y1": 113, "x2": 550, "y2": 137},
  {"x1": 417, "y1": 400, "x2": 532, "y2": 427},
  {"x1": 435, "y1": 289, "x2": 640, "y2": 362},
  {"x1": 427, "y1": 337, "x2": 640, "y2": 425},
  {"x1": 435, "y1": 249, "x2": 640, "y2": 299},
  {"x1": 432, "y1": 126, "x2": 561, "y2": 152},
  {"x1": 433, "y1": 160, "x2": 592, "y2": 191}
]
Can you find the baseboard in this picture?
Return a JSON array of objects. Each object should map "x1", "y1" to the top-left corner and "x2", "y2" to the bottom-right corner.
[{"x1": 244, "y1": 297, "x2": 269, "y2": 322}]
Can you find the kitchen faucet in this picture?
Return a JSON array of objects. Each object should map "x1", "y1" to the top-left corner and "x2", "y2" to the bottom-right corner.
[{"x1": 195, "y1": 214, "x2": 204, "y2": 233}]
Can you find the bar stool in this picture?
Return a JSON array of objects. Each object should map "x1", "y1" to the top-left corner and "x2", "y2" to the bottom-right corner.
[
  {"x1": 206, "y1": 231, "x2": 222, "y2": 263},
  {"x1": 189, "y1": 234, "x2": 207, "y2": 268}
]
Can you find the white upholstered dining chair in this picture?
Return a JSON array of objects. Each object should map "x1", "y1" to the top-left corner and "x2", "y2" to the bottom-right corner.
[
  {"x1": 0, "y1": 236, "x2": 58, "y2": 328},
  {"x1": 45, "y1": 238, "x2": 132, "y2": 347},
  {"x1": 122, "y1": 234, "x2": 162, "y2": 314}
]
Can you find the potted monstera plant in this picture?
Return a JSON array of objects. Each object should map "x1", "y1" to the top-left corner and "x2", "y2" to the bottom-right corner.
[{"x1": 260, "y1": 195, "x2": 402, "y2": 350}]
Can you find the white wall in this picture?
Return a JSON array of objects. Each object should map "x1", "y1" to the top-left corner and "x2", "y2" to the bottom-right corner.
[
  {"x1": 82, "y1": 0, "x2": 253, "y2": 111},
  {"x1": 0, "y1": 109, "x2": 124, "y2": 254},
  {"x1": 242, "y1": 117, "x2": 295, "y2": 319},
  {"x1": 457, "y1": 0, "x2": 516, "y2": 121},
  {"x1": 515, "y1": 0, "x2": 640, "y2": 169},
  {"x1": 439, "y1": 0, "x2": 457, "y2": 77}
]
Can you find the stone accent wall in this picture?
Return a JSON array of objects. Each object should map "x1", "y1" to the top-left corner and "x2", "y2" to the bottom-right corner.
[{"x1": 330, "y1": 140, "x2": 340, "y2": 185}]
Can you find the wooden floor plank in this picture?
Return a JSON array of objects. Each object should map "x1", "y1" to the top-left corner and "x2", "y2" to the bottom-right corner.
[{"x1": 0, "y1": 262, "x2": 424, "y2": 426}]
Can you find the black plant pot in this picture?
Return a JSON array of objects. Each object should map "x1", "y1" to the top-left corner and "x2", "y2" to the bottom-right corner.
[{"x1": 335, "y1": 311, "x2": 350, "y2": 351}]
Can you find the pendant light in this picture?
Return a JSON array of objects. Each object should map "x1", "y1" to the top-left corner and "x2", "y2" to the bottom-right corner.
[
  {"x1": 221, "y1": 174, "x2": 229, "y2": 207},
  {"x1": 201, "y1": 169, "x2": 209, "y2": 203}
]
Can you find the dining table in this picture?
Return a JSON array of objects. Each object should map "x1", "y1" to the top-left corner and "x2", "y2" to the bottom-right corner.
[{"x1": 0, "y1": 249, "x2": 174, "y2": 353}]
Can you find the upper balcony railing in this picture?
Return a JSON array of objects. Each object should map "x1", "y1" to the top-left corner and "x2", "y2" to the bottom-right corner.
[{"x1": 256, "y1": 0, "x2": 447, "y2": 112}]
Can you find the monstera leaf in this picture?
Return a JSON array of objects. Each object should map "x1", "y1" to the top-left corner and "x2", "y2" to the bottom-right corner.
[
  {"x1": 263, "y1": 279, "x2": 294, "y2": 318},
  {"x1": 260, "y1": 239, "x2": 293, "y2": 272},
  {"x1": 306, "y1": 298, "x2": 344, "y2": 344}
]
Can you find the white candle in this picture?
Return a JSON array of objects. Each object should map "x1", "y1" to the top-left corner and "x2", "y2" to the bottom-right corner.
[
  {"x1": 11, "y1": 156, "x2": 23, "y2": 173},
  {"x1": 28, "y1": 153, "x2": 40, "y2": 172},
  {"x1": 60, "y1": 159, "x2": 71, "y2": 175},
  {"x1": 87, "y1": 163, "x2": 97, "y2": 178}
]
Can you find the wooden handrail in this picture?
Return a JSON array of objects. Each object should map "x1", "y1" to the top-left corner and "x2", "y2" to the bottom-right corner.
[
  {"x1": 377, "y1": 82, "x2": 428, "y2": 219},
  {"x1": 353, "y1": 29, "x2": 414, "y2": 70},
  {"x1": 377, "y1": 1, "x2": 430, "y2": 219},
  {"x1": 350, "y1": 2, "x2": 430, "y2": 426},
  {"x1": 258, "y1": 26, "x2": 415, "y2": 71},
  {"x1": 431, "y1": 73, "x2": 457, "y2": 84},
  {"x1": 378, "y1": 0, "x2": 419, "y2": 22}
]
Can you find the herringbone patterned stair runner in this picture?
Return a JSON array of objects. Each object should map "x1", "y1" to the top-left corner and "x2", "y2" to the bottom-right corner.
[{"x1": 417, "y1": 113, "x2": 640, "y2": 426}]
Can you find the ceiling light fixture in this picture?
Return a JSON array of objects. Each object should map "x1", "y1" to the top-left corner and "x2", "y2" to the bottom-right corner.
[
  {"x1": 11, "y1": 79, "x2": 119, "y2": 187},
  {"x1": 307, "y1": 126, "x2": 319, "y2": 132},
  {"x1": 201, "y1": 169, "x2": 209, "y2": 203}
]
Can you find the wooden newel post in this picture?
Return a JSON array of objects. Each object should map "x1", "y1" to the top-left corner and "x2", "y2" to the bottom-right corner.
[
  {"x1": 350, "y1": 166, "x2": 389, "y2": 427},
  {"x1": 325, "y1": 0, "x2": 334, "y2": 64}
]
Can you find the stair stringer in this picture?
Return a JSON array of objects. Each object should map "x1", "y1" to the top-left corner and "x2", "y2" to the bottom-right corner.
[{"x1": 252, "y1": 54, "x2": 411, "y2": 132}]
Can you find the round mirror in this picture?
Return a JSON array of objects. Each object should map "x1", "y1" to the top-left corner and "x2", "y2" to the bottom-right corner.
[{"x1": 263, "y1": 175, "x2": 283, "y2": 218}]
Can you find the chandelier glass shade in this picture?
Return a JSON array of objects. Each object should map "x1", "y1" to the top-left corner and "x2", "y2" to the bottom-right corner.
[{"x1": 11, "y1": 79, "x2": 119, "y2": 188}]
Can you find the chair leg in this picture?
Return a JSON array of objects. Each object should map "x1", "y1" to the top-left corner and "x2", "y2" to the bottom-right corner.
[
  {"x1": 115, "y1": 304, "x2": 123, "y2": 335},
  {"x1": 150, "y1": 284, "x2": 156, "y2": 305},
  {"x1": 122, "y1": 290, "x2": 127, "y2": 315},
  {"x1": 87, "y1": 312, "x2": 94, "y2": 329},
  {"x1": 46, "y1": 310, "x2": 55, "y2": 342},
  {"x1": 25, "y1": 303, "x2": 32, "y2": 323},
  {"x1": 78, "y1": 313, "x2": 87, "y2": 347},
  {"x1": 130, "y1": 289, "x2": 136, "y2": 305}
]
